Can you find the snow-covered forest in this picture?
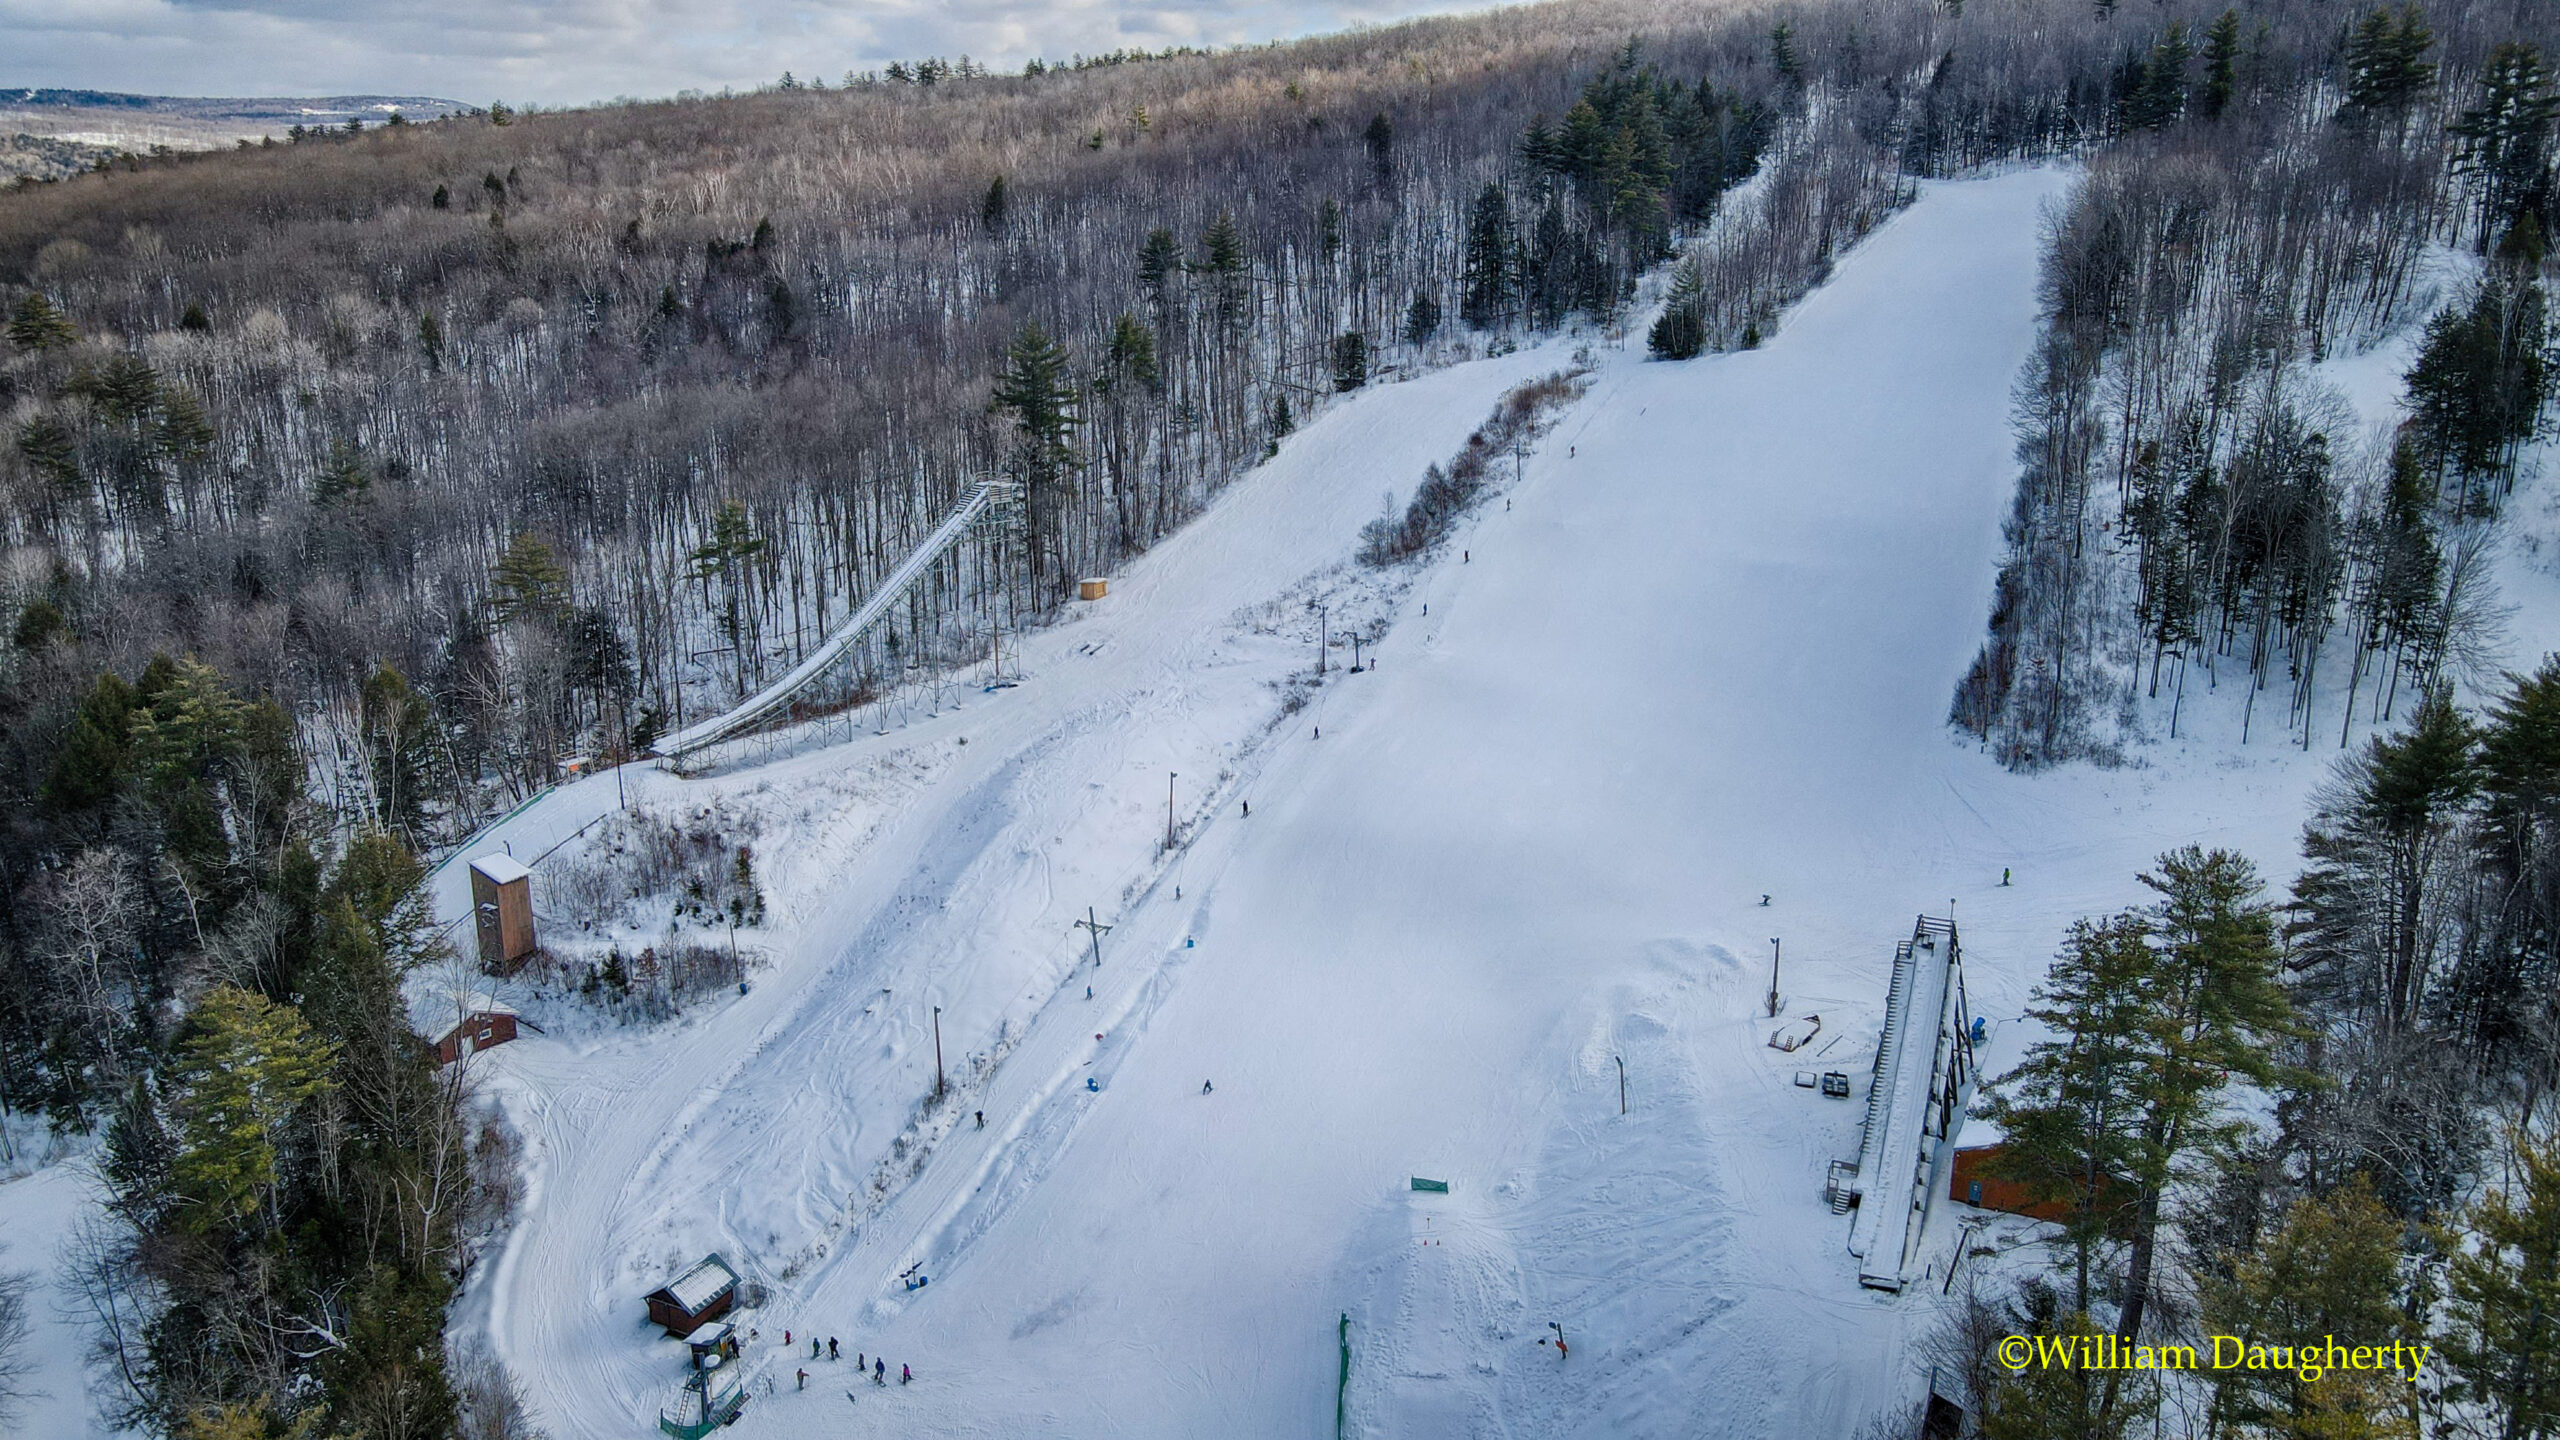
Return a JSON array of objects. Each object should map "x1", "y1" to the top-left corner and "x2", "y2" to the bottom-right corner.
[{"x1": 2, "y1": 0, "x2": 2560, "y2": 1435}]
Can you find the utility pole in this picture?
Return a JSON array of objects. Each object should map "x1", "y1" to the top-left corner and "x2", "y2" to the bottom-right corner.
[
  {"x1": 933, "y1": 1005, "x2": 946, "y2": 1100},
  {"x1": 1316, "y1": 603, "x2": 1329, "y2": 675},
  {"x1": 1615, "y1": 1055, "x2": 1626, "y2": 1115},
  {"x1": 1351, "y1": 633, "x2": 1364, "y2": 672},
  {"x1": 1767, "y1": 937, "x2": 1782, "y2": 1019},
  {"x1": 1166, "y1": 772, "x2": 1179, "y2": 851},
  {"x1": 1076, "y1": 907, "x2": 1112, "y2": 967}
]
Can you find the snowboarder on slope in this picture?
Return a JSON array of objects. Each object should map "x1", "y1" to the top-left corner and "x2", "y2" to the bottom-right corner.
[{"x1": 1202, "y1": 1080, "x2": 1214, "y2": 1094}]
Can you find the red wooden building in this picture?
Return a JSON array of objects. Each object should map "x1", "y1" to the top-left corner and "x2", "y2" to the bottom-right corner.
[
  {"x1": 646, "y1": 1254, "x2": 741, "y2": 1337},
  {"x1": 432, "y1": 996, "x2": 519, "y2": 1065},
  {"x1": 1949, "y1": 1140, "x2": 2128, "y2": 1227}
]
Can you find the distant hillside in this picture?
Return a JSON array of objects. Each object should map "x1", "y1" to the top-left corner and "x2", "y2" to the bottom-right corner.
[
  {"x1": 0, "y1": 87, "x2": 468, "y2": 171},
  {"x1": 0, "y1": 131, "x2": 110, "y2": 183}
]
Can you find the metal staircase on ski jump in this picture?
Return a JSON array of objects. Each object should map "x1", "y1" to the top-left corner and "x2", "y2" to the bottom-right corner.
[
  {"x1": 1844, "y1": 915, "x2": 1976, "y2": 1292},
  {"x1": 653, "y1": 479, "x2": 1011, "y2": 763}
]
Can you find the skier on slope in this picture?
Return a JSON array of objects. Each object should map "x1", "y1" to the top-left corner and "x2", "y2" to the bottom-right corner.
[
  {"x1": 875, "y1": 1358, "x2": 887, "y2": 1384},
  {"x1": 1202, "y1": 1080, "x2": 1214, "y2": 1094},
  {"x1": 829, "y1": 1337, "x2": 839, "y2": 1360},
  {"x1": 797, "y1": 1368, "x2": 807, "y2": 1390},
  {"x1": 812, "y1": 1337, "x2": 822, "y2": 1359},
  {"x1": 902, "y1": 1363, "x2": 913, "y2": 1384}
]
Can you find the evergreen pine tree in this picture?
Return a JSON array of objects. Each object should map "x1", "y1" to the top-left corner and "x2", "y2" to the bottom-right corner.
[
  {"x1": 1402, "y1": 289, "x2": 1441, "y2": 347},
  {"x1": 687, "y1": 503, "x2": 767, "y2": 690},
  {"x1": 1331, "y1": 332, "x2": 1370, "y2": 391},
  {"x1": 44, "y1": 671, "x2": 135, "y2": 815},
  {"x1": 2108, "y1": 847, "x2": 2297, "y2": 1365},
  {"x1": 491, "y1": 532, "x2": 571, "y2": 626},
  {"x1": 1460, "y1": 183, "x2": 1514, "y2": 330},
  {"x1": 6, "y1": 293, "x2": 76, "y2": 352},
  {"x1": 2203, "y1": 1182, "x2": 2415, "y2": 1437},
  {"x1": 313, "y1": 440, "x2": 372, "y2": 508},
  {"x1": 2443, "y1": 1130, "x2": 2560, "y2": 1440},
  {"x1": 12, "y1": 597, "x2": 63, "y2": 651},
  {"x1": 1769, "y1": 23, "x2": 1801, "y2": 86},
  {"x1": 1646, "y1": 307, "x2": 1705, "y2": 360},
  {"x1": 1100, "y1": 312, "x2": 1160, "y2": 395},
  {"x1": 991, "y1": 324, "x2": 1079, "y2": 590},
  {"x1": 1981, "y1": 914, "x2": 2157, "y2": 1309},
  {"x1": 982, "y1": 174, "x2": 1008, "y2": 232},
  {"x1": 167, "y1": 985, "x2": 335, "y2": 1231},
  {"x1": 2198, "y1": 10, "x2": 2241, "y2": 118},
  {"x1": 1363, "y1": 112, "x2": 1395, "y2": 181},
  {"x1": 2342, "y1": 4, "x2": 2436, "y2": 122},
  {"x1": 1138, "y1": 227, "x2": 1184, "y2": 309},
  {"x1": 2450, "y1": 43, "x2": 2558, "y2": 246},
  {"x1": 17, "y1": 414, "x2": 79, "y2": 506}
]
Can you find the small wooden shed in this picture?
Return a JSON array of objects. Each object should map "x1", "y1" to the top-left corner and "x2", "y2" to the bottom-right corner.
[
  {"x1": 1077, "y1": 577, "x2": 1108, "y2": 601},
  {"x1": 646, "y1": 1253, "x2": 740, "y2": 1337},
  {"x1": 469, "y1": 853, "x2": 536, "y2": 970},
  {"x1": 433, "y1": 995, "x2": 520, "y2": 1065}
]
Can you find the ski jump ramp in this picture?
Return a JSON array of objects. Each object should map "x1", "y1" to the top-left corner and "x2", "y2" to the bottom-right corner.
[
  {"x1": 654, "y1": 480, "x2": 1008, "y2": 762},
  {"x1": 1844, "y1": 915, "x2": 1976, "y2": 1292}
]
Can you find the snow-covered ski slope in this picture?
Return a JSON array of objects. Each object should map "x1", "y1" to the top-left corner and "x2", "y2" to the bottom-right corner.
[{"x1": 439, "y1": 167, "x2": 2368, "y2": 1438}]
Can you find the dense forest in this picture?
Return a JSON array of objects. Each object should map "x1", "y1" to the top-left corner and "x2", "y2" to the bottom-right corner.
[
  {"x1": 4, "y1": 0, "x2": 2558, "y2": 1433},
  {"x1": 1937, "y1": 3, "x2": 2560, "y2": 1437}
]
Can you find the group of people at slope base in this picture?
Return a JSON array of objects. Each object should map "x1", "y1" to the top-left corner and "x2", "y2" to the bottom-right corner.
[{"x1": 780, "y1": 1329, "x2": 911, "y2": 1392}]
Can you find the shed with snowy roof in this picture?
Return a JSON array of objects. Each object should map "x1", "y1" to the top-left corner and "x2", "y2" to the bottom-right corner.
[
  {"x1": 468, "y1": 852, "x2": 537, "y2": 971},
  {"x1": 645, "y1": 1254, "x2": 740, "y2": 1337},
  {"x1": 431, "y1": 994, "x2": 519, "y2": 1065}
]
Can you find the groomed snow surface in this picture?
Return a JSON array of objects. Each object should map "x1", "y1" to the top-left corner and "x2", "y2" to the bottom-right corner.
[{"x1": 25, "y1": 166, "x2": 2537, "y2": 1438}]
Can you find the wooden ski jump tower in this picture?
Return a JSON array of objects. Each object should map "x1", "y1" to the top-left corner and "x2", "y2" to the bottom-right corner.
[{"x1": 1843, "y1": 915, "x2": 1977, "y2": 1292}]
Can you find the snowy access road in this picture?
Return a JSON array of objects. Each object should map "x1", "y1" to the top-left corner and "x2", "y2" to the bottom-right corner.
[{"x1": 445, "y1": 167, "x2": 2359, "y2": 1439}]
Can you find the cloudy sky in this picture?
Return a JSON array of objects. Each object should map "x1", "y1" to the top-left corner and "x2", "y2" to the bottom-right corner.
[{"x1": 3, "y1": 0, "x2": 1489, "y2": 107}]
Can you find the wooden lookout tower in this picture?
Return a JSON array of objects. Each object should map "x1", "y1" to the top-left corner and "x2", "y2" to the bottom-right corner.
[{"x1": 469, "y1": 853, "x2": 537, "y2": 970}]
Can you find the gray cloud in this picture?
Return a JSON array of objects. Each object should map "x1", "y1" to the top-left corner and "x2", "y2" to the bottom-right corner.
[{"x1": 2, "y1": 0, "x2": 1488, "y2": 106}]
